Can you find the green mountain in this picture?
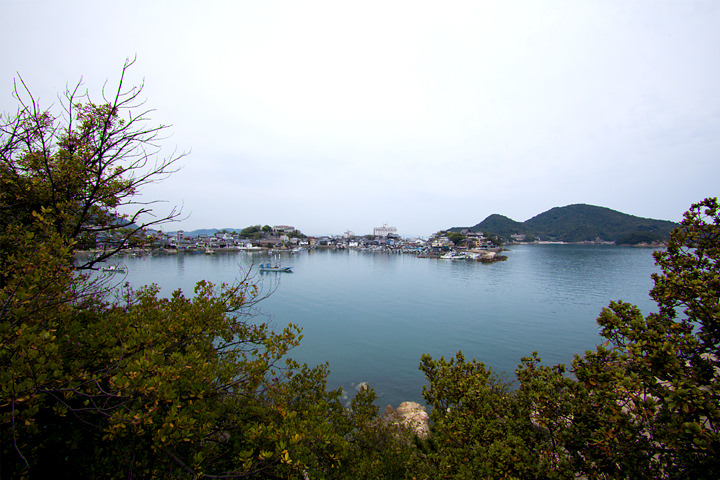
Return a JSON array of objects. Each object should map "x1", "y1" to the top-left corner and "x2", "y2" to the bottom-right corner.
[
  {"x1": 459, "y1": 214, "x2": 524, "y2": 239},
  {"x1": 453, "y1": 204, "x2": 679, "y2": 244}
]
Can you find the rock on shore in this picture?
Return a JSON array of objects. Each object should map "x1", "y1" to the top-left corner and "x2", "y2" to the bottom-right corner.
[{"x1": 383, "y1": 402, "x2": 430, "y2": 439}]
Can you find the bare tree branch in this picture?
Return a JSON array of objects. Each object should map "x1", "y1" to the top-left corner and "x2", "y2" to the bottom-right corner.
[{"x1": 1, "y1": 59, "x2": 187, "y2": 273}]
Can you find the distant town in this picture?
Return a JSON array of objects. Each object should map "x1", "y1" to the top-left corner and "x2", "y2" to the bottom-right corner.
[
  {"x1": 122, "y1": 223, "x2": 507, "y2": 262},
  {"x1": 89, "y1": 203, "x2": 673, "y2": 264}
]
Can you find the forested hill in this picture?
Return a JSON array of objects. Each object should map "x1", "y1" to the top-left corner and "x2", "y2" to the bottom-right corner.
[{"x1": 451, "y1": 204, "x2": 679, "y2": 243}]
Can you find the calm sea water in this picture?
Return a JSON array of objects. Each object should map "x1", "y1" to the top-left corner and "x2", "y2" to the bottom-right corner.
[{"x1": 95, "y1": 245, "x2": 660, "y2": 408}]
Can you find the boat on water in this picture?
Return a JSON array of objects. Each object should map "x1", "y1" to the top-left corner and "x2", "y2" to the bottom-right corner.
[
  {"x1": 440, "y1": 251, "x2": 467, "y2": 260},
  {"x1": 101, "y1": 265, "x2": 126, "y2": 273},
  {"x1": 259, "y1": 263, "x2": 292, "y2": 273},
  {"x1": 236, "y1": 244, "x2": 263, "y2": 252}
]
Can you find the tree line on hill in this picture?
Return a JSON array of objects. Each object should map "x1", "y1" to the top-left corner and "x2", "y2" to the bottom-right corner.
[
  {"x1": 165, "y1": 226, "x2": 308, "y2": 240},
  {"x1": 2, "y1": 63, "x2": 717, "y2": 478},
  {"x1": 450, "y1": 204, "x2": 679, "y2": 244}
]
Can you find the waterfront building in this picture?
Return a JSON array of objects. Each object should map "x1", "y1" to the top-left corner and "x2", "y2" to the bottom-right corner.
[
  {"x1": 273, "y1": 225, "x2": 295, "y2": 234},
  {"x1": 373, "y1": 224, "x2": 397, "y2": 237}
]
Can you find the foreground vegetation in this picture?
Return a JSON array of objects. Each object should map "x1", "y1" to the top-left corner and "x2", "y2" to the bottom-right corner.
[{"x1": 2, "y1": 64, "x2": 718, "y2": 478}]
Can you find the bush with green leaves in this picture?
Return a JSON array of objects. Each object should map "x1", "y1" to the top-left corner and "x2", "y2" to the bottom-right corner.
[
  {"x1": 0, "y1": 62, "x2": 429, "y2": 479},
  {"x1": 4, "y1": 60, "x2": 718, "y2": 479},
  {"x1": 419, "y1": 198, "x2": 719, "y2": 479}
]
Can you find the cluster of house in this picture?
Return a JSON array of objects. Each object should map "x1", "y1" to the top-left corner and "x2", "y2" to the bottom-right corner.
[
  {"x1": 432, "y1": 230, "x2": 499, "y2": 250},
  {"x1": 152, "y1": 225, "x2": 304, "y2": 251},
  {"x1": 144, "y1": 224, "x2": 498, "y2": 254}
]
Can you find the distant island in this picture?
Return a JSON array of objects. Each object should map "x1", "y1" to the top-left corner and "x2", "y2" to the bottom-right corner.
[{"x1": 448, "y1": 204, "x2": 679, "y2": 245}]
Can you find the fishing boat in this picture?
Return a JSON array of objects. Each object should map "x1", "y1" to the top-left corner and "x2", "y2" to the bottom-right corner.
[
  {"x1": 259, "y1": 263, "x2": 292, "y2": 273},
  {"x1": 440, "y1": 251, "x2": 467, "y2": 260},
  {"x1": 101, "y1": 265, "x2": 126, "y2": 273}
]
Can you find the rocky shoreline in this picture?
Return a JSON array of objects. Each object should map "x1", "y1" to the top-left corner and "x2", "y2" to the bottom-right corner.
[{"x1": 382, "y1": 402, "x2": 431, "y2": 439}]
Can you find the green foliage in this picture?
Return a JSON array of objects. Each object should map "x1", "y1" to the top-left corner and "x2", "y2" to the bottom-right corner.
[
  {"x1": 239, "y1": 224, "x2": 262, "y2": 237},
  {"x1": 334, "y1": 386, "x2": 429, "y2": 479},
  {"x1": 420, "y1": 352, "x2": 546, "y2": 479},
  {"x1": 0, "y1": 64, "x2": 183, "y2": 275},
  {"x1": 446, "y1": 231, "x2": 465, "y2": 245},
  {"x1": 398, "y1": 201, "x2": 719, "y2": 476},
  {"x1": 525, "y1": 204, "x2": 678, "y2": 242},
  {"x1": 582, "y1": 197, "x2": 720, "y2": 476},
  {"x1": 288, "y1": 229, "x2": 307, "y2": 239},
  {"x1": 616, "y1": 230, "x2": 666, "y2": 245},
  {"x1": 459, "y1": 213, "x2": 523, "y2": 237},
  {"x1": 486, "y1": 234, "x2": 504, "y2": 247},
  {"x1": 420, "y1": 198, "x2": 720, "y2": 479},
  {"x1": 6, "y1": 63, "x2": 718, "y2": 478},
  {"x1": 1, "y1": 65, "x2": 425, "y2": 479},
  {"x1": 461, "y1": 204, "x2": 678, "y2": 243}
]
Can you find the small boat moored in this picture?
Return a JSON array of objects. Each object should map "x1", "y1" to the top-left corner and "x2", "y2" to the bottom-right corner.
[
  {"x1": 259, "y1": 263, "x2": 292, "y2": 273},
  {"x1": 101, "y1": 265, "x2": 126, "y2": 273},
  {"x1": 440, "y1": 251, "x2": 467, "y2": 260}
]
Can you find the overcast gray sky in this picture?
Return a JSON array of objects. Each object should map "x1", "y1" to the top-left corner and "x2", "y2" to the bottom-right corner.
[{"x1": 2, "y1": 1, "x2": 718, "y2": 236}]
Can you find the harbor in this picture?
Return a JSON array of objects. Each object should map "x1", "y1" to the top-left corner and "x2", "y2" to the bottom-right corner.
[{"x1": 86, "y1": 244, "x2": 659, "y2": 409}]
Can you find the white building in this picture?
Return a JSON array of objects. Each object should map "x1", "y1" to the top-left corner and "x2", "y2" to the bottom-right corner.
[
  {"x1": 373, "y1": 224, "x2": 397, "y2": 237},
  {"x1": 273, "y1": 225, "x2": 295, "y2": 234}
]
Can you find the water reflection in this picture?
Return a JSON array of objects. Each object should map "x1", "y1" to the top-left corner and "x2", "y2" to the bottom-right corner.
[{"x1": 90, "y1": 245, "x2": 659, "y2": 407}]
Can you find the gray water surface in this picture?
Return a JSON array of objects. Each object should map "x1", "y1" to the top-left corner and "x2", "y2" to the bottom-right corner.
[{"x1": 98, "y1": 244, "x2": 659, "y2": 408}]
